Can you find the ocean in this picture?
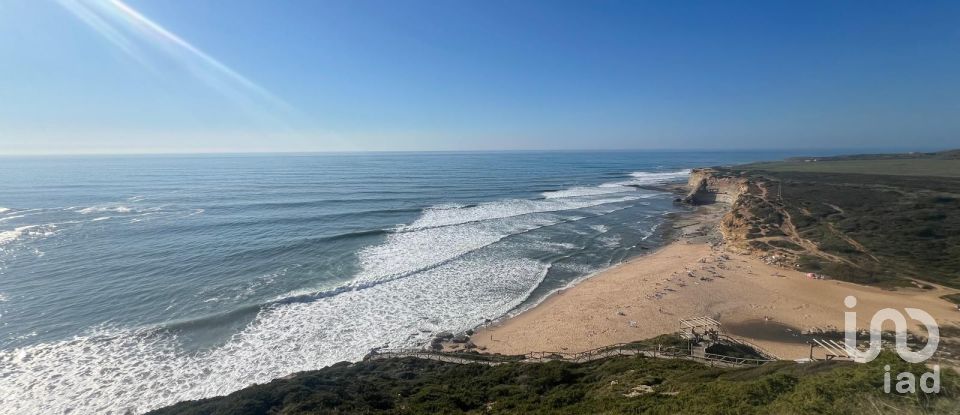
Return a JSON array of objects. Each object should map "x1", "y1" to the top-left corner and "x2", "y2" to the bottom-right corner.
[{"x1": 0, "y1": 150, "x2": 826, "y2": 414}]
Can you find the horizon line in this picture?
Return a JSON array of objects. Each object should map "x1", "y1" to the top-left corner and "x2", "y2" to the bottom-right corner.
[{"x1": 0, "y1": 146, "x2": 951, "y2": 158}]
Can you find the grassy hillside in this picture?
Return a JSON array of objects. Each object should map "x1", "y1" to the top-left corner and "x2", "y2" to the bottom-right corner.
[
  {"x1": 150, "y1": 351, "x2": 958, "y2": 415},
  {"x1": 717, "y1": 150, "x2": 960, "y2": 289},
  {"x1": 742, "y1": 159, "x2": 960, "y2": 177},
  {"x1": 783, "y1": 150, "x2": 960, "y2": 162}
]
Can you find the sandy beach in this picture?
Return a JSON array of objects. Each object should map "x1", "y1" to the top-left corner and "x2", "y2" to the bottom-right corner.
[{"x1": 472, "y1": 205, "x2": 960, "y2": 360}]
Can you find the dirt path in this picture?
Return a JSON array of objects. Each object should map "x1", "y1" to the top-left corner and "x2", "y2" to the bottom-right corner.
[{"x1": 775, "y1": 204, "x2": 858, "y2": 267}]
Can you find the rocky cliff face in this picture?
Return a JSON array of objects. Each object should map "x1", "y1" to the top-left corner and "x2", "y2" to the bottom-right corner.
[
  {"x1": 683, "y1": 168, "x2": 806, "y2": 268},
  {"x1": 683, "y1": 169, "x2": 787, "y2": 259},
  {"x1": 683, "y1": 168, "x2": 748, "y2": 205},
  {"x1": 682, "y1": 169, "x2": 751, "y2": 252}
]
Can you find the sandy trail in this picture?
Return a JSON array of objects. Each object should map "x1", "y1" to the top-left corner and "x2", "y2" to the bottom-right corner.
[{"x1": 471, "y1": 207, "x2": 960, "y2": 360}]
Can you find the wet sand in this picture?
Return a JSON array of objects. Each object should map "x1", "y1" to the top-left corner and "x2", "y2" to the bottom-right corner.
[{"x1": 472, "y1": 206, "x2": 960, "y2": 360}]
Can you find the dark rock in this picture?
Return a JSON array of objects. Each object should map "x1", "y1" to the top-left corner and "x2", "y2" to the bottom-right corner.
[
  {"x1": 435, "y1": 331, "x2": 454, "y2": 340},
  {"x1": 452, "y1": 334, "x2": 469, "y2": 343}
]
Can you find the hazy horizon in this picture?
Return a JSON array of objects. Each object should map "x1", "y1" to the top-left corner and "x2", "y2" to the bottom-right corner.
[{"x1": 0, "y1": 145, "x2": 953, "y2": 157}]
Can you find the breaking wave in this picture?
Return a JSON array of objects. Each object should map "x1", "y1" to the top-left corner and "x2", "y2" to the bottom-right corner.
[
  {"x1": 0, "y1": 168, "x2": 691, "y2": 415},
  {"x1": 0, "y1": 224, "x2": 58, "y2": 247},
  {"x1": 623, "y1": 169, "x2": 692, "y2": 185},
  {"x1": 77, "y1": 205, "x2": 135, "y2": 214},
  {"x1": 0, "y1": 242, "x2": 552, "y2": 415}
]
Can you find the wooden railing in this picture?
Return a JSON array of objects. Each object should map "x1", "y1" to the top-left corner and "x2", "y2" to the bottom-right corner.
[
  {"x1": 367, "y1": 340, "x2": 774, "y2": 368},
  {"x1": 697, "y1": 352, "x2": 774, "y2": 367},
  {"x1": 716, "y1": 334, "x2": 779, "y2": 361}
]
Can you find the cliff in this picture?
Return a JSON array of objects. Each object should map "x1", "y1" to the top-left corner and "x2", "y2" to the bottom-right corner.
[
  {"x1": 682, "y1": 168, "x2": 800, "y2": 266},
  {"x1": 682, "y1": 168, "x2": 749, "y2": 205},
  {"x1": 684, "y1": 160, "x2": 960, "y2": 289}
]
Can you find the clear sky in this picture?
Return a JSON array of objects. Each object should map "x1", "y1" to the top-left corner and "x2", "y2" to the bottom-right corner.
[{"x1": 1, "y1": 0, "x2": 958, "y2": 154}]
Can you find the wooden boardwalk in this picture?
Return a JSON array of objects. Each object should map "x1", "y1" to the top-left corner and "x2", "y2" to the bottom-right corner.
[{"x1": 366, "y1": 342, "x2": 775, "y2": 369}]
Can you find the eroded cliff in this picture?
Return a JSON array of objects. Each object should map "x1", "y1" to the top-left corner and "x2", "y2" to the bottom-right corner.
[
  {"x1": 684, "y1": 168, "x2": 805, "y2": 267},
  {"x1": 683, "y1": 168, "x2": 748, "y2": 205}
]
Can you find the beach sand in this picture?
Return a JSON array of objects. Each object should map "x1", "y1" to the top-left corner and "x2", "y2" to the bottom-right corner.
[{"x1": 471, "y1": 205, "x2": 960, "y2": 360}]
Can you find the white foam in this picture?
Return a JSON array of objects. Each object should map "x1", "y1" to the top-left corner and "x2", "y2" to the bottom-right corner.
[
  {"x1": 542, "y1": 186, "x2": 633, "y2": 199},
  {"x1": 589, "y1": 224, "x2": 609, "y2": 233},
  {"x1": 128, "y1": 212, "x2": 163, "y2": 223},
  {"x1": 355, "y1": 215, "x2": 556, "y2": 285},
  {"x1": 0, "y1": 251, "x2": 549, "y2": 415},
  {"x1": 0, "y1": 222, "x2": 80, "y2": 255},
  {"x1": 406, "y1": 195, "x2": 639, "y2": 230},
  {"x1": 0, "y1": 179, "x2": 672, "y2": 414},
  {"x1": 355, "y1": 195, "x2": 639, "y2": 286},
  {"x1": 77, "y1": 205, "x2": 134, "y2": 214},
  {"x1": 530, "y1": 240, "x2": 580, "y2": 254},
  {"x1": 91, "y1": 216, "x2": 111, "y2": 222},
  {"x1": 542, "y1": 169, "x2": 690, "y2": 200},
  {"x1": 9, "y1": 332, "x2": 37, "y2": 342},
  {"x1": 597, "y1": 234, "x2": 622, "y2": 248},
  {"x1": 0, "y1": 215, "x2": 26, "y2": 224},
  {"x1": 623, "y1": 169, "x2": 691, "y2": 185},
  {"x1": 552, "y1": 261, "x2": 599, "y2": 275},
  {"x1": 0, "y1": 207, "x2": 10, "y2": 214},
  {"x1": 0, "y1": 225, "x2": 56, "y2": 247}
]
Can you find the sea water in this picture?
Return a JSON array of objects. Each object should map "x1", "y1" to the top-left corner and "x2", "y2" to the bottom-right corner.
[{"x1": 0, "y1": 150, "x2": 829, "y2": 414}]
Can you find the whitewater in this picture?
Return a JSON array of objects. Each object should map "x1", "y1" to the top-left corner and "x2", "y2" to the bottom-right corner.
[{"x1": 0, "y1": 152, "x2": 789, "y2": 414}]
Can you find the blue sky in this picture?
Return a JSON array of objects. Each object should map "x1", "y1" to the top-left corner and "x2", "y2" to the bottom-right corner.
[{"x1": 1, "y1": 0, "x2": 958, "y2": 154}]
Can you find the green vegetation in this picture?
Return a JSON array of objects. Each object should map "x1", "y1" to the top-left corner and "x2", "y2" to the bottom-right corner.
[
  {"x1": 942, "y1": 293, "x2": 960, "y2": 306},
  {"x1": 705, "y1": 342, "x2": 767, "y2": 359},
  {"x1": 750, "y1": 149, "x2": 960, "y2": 177},
  {"x1": 782, "y1": 150, "x2": 960, "y2": 162},
  {"x1": 718, "y1": 150, "x2": 960, "y2": 288},
  {"x1": 742, "y1": 159, "x2": 960, "y2": 177},
  {"x1": 150, "y1": 352, "x2": 959, "y2": 414}
]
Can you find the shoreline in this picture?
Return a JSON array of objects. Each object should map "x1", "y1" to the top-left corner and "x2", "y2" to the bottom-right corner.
[
  {"x1": 465, "y1": 200, "x2": 960, "y2": 361},
  {"x1": 490, "y1": 205, "x2": 693, "y2": 328},
  {"x1": 466, "y1": 184, "x2": 704, "y2": 335}
]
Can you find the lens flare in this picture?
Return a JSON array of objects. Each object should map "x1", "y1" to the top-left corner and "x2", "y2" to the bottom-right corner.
[{"x1": 58, "y1": 0, "x2": 298, "y2": 129}]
